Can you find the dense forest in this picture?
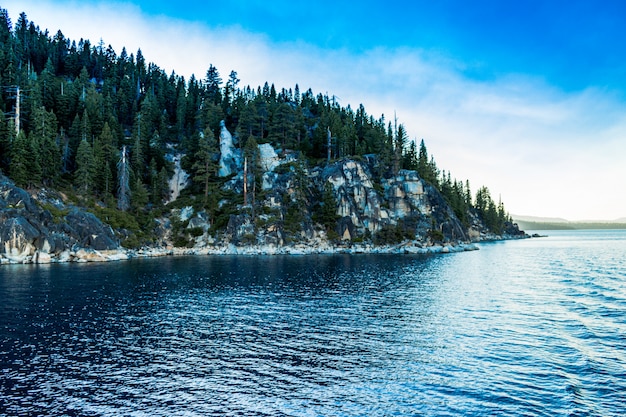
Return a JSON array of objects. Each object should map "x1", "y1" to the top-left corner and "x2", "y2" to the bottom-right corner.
[{"x1": 0, "y1": 9, "x2": 514, "y2": 248}]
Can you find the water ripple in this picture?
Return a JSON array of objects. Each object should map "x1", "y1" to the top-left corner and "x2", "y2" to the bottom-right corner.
[{"x1": 1, "y1": 231, "x2": 626, "y2": 416}]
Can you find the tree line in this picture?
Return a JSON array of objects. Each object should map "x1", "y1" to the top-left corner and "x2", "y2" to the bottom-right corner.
[{"x1": 0, "y1": 9, "x2": 512, "y2": 236}]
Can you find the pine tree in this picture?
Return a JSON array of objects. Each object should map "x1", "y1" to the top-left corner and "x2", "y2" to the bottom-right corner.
[
  {"x1": 75, "y1": 139, "x2": 95, "y2": 194},
  {"x1": 192, "y1": 127, "x2": 218, "y2": 202},
  {"x1": 403, "y1": 139, "x2": 417, "y2": 170},
  {"x1": 0, "y1": 117, "x2": 15, "y2": 173},
  {"x1": 224, "y1": 70, "x2": 239, "y2": 108},
  {"x1": 30, "y1": 105, "x2": 61, "y2": 186},
  {"x1": 314, "y1": 182, "x2": 340, "y2": 233},
  {"x1": 131, "y1": 177, "x2": 149, "y2": 212},
  {"x1": 204, "y1": 64, "x2": 222, "y2": 105},
  {"x1": 9, "y1": 130, "x2": 30, "y2": 187},
  {"x1": 393, "y1": 123, "x2": 407, "y2": 175}
]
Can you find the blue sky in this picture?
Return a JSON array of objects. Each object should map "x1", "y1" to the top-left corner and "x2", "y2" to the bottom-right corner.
[
  {"x1": 132, "y1": 0, "x2": 626, "y2": 92},
  {"x1": 5, "y1": 0, "x2": 626, "y2": 221}
]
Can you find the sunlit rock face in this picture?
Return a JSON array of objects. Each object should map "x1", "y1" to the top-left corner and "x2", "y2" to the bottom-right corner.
[
  {"x1": 382, "y1": 170, "x2": 430, "y2": 218},
  {"x1": 258, "y1": 143, "x2": 279, "y2": 172},
  {"x1": 321, "y1": 159, "x2": 468, "y2": 242},
  {"x1": 324, "y1": 160, "x2": 388, "y2": 234},
  {"x1": 166, "y1": 151, "x2": 189, "y2": 203},
  {"x1": 218, "y1": 121, "x2": 241, "y2": 177}
]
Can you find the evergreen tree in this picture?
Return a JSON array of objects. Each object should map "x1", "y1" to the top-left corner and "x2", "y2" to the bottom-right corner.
[
  {"x1": 224, "y1": 70, "x2": 239, "y2": 108},
  {"x1": 403, "y1": 139, "x2": 417, "y2": 171},
  {"x1": 9, "y1": 130, "x2": 30, "y2": 187},
  {"x1": 416, "y1": 138, "x2": 439, "y2": 185},
  {"x1": 131, "y1": 177, "x2": 149, "y2": 212},
  {"x1": 205, "y1": 64, "x2": 222, "y2": 105},
  {"x1": 157, "y1": 166, "x2": 170, "y2": 203},
  {"x1": 30, "y1": 105, "x2": 61, "y2": 186},
  {"x1": 75, "y1": 138, "x2": 95, "y2": 194},
  {"x1": 391, "y1": 123, "x2": 407, "y2": 175},
  {"x1": 314, "y1": 182, "x2": 340, "y2": 233},
  {"x1": 0, "y1": 117, "x2": 15, "y2": 173},
  {"x1": 192, "y1": 127, "x2": 218, "y2": 202}
]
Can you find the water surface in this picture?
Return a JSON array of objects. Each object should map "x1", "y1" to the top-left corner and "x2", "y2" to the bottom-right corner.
[{"x1": 1, "y1": 230, "x2": 625, "y2": 416}]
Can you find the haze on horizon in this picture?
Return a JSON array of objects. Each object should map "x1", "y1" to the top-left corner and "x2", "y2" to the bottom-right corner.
[{"x1": 5, "y1": 0, "x2": 626, "y2": 222}]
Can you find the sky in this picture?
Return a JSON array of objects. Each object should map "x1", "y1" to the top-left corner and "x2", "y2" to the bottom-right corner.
[{"x1": 5, "y1": 0, "x2": 626, "y2": 221}]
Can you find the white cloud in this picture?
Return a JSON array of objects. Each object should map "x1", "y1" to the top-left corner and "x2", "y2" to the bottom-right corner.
[{"x1": 6, "y1": 0, "x2": 626, "y2": 220}]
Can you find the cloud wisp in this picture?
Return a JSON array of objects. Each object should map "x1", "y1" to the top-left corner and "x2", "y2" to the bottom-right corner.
[{"x1": 6, "y1": 0, "x2": 626, "y2": 220}]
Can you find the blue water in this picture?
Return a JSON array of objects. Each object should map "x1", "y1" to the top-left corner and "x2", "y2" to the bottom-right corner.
[{"x1": 1, "y1": 230, "x2": 625, "y2": 416}]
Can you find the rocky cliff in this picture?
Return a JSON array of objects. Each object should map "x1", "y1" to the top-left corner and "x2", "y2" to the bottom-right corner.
[
  {"x1": 164, "y1": 141, "x2": 525, "y2": 254},
  {"x1": 0, "y1": 174, "x2": 122, "y2": 264},
  {"x1": 0, "y1": 140, "x2": 525, "y2": 264}
]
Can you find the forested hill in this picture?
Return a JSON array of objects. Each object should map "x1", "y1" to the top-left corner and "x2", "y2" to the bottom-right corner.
[{"x1": 0, "y1": 9, "x2": 523, "y2": 255}]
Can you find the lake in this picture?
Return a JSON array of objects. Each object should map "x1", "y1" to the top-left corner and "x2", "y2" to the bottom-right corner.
[{"x1": 1, "y1": 230, "x2": 625, "y2": 416}]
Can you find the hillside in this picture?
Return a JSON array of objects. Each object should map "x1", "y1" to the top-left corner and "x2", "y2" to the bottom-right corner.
[
  {"x1": 0, "y1": 9, "x2": 525, "y2": 263},
  {"x1": 512, "y1": 215, "x2": 626, "y2": 231}
]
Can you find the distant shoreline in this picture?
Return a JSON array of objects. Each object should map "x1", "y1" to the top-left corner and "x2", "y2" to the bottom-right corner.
[{"x1": 514, "y1": 221, "x2": 626, "y2": 231}]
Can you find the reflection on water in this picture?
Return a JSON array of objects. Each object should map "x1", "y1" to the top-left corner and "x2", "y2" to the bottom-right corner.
[{"x1": 1, "y1": 231, "x2": 625, "y2": 416}]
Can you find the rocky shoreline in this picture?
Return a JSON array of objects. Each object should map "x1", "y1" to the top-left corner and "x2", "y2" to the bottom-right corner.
[
  {"x1": 0, "y1": 234, "x2": 535, "y2": 265},
  {"x1": 0, "y1": 242, "x2": 476, "y2": 265}
]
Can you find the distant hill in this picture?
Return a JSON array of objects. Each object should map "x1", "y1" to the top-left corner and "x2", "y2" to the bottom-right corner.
[{"x1": 512, "y1": 215, "x2": 626, "y2": 231}]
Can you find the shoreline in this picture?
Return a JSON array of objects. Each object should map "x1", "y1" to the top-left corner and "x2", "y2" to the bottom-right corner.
[{"x1": 0, "y1": 234, "x2": 531, "y2": 265}]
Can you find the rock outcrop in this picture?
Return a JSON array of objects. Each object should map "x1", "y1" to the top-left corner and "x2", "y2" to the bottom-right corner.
[
  {"x1": 321, "y1": 159, "x2": 468, "y2": 242},
  {"x1": 0, "y1": 174, "x2": 120, "y2": 264},
  {"x1": 182, "y1": 145, "x2": 503, "y2": 250},
  {"x1": 218, "y1": 121, "x2": 241, "y2": 177},
  {"x1": 1, "y1": 141, "x2": 526, "y2": 265}
]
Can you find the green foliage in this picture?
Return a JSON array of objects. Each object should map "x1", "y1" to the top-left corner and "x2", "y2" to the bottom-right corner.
[
  {"x1": 373, "y1": 219, "x2": 416, "y2": 245},
  {"x1": 373, "y1": 224, "x2": 404, "y2": 245},
  {"x1": 39, "y1": 203, "x2": 69, "y2": 223},
  {"x1": 173, "y1": 235, "x2": 193, "y2": 248},
  {"x1": 283, "y1": 203, "x2": 304, "y2": 236},
  {"x1": 9, "y1": 131, "x2": 31, "y2": 187},
  {"x1": 427, "y1": 228, "x2": 445, "y2": 243},
  {"x1": 131, "y1": 177, "x2": 149, "y2": 212},
  {"x1": 92, "y1": 205, "x2": 140, "y2": 231},
  {"x1": 312, "y1": 182, "x2": 340, "y2": 232},
  {"x1": 416, "y1": 139, "x2": 439, "y2": 186},
  {"x1": 0, "y1": 8, "x2": 515, "y2": 245},
  {"x1": 75, "y1": 139, "x2": 95, "y2": 194},
  {"x1": 191, "y1": 127, "x2": 218, "y2": 201},
  {"x1": 474, "y1": 186, "x2": 510, "y2": 234},
  {"x1": 188, "y1": 227, "x2": 204, "y2": 237},
  {"x1": 90, "y1": 204, "x2": 156, "y2": 249}
]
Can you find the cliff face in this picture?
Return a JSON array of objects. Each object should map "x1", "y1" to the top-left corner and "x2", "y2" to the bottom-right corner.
[
  {"x1": 319, "y1": 160, "x2": 468, "y2": 242},
  {"x1": 0, "y1": 175, "x2": 120, "y2": 264},
  {"x1": 170, "y1": 145, "x2": 481, "y2": 250},
  {"x1": 0, "y1": 141, "x2": 524, "y2": 264}
]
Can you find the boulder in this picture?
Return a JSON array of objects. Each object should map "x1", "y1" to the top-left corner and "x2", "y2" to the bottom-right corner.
[
  {"x1": 0, "y1": 216, "x2": 40, "y2": 258},
  {"x1": 33, "y1": 251, "x2": 52, "y2": 264},
  {"x1": 64, "y1": 209, "x2": 118, "y2": 250},
  {"x1": 73, "y1": 248, "x2": 107, "y2": 262}
]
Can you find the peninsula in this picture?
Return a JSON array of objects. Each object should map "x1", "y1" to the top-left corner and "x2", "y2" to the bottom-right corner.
[{"x1": 0, "y1": 9, "x2": 525, "y2": 264}]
